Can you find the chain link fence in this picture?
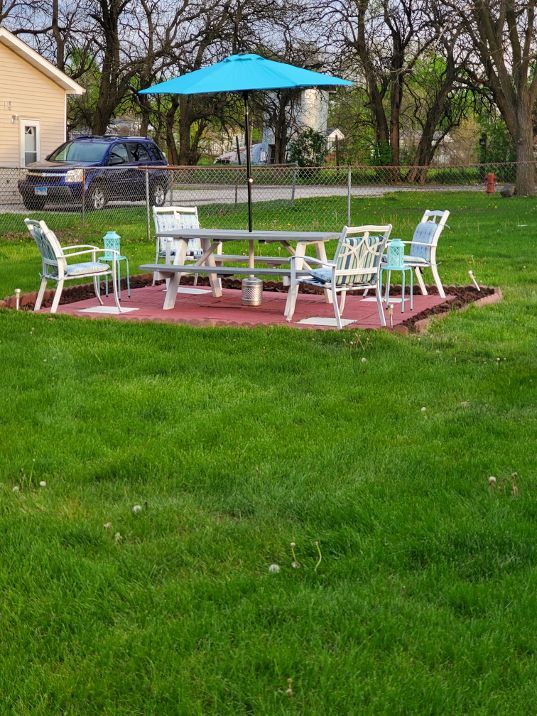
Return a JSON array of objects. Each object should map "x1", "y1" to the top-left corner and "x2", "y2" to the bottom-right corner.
[{"x1": 0, "y1": 161, "x2": 523, "y2": 240}]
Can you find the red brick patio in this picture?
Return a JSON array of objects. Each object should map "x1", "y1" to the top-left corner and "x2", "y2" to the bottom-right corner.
[{"x1": 54, "y1": 284, "x2": 454, "y2": 330}]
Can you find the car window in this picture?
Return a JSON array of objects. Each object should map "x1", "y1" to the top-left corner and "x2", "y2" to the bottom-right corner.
[
  {"x1": 108, "y1": 143, "x2": 129, "y2": 165},
  {"x1": 148, "y1": 144, "x2": 165, "y2": 161},
  {"x1": 128, "y1": 143, "x2": 151, "y2": 163},
  {"x1": 48, "y1": 141, "x2": 110, "y2": 163}
]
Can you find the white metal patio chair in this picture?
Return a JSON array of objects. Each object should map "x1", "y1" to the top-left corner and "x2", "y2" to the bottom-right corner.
[
  {"x1": 24, "y1": 218, "x2": 121, "y2": 314},
  {"x1": 152, "y1": 206, "x2": 204, "y2": 286},
  {"x1": 286, "y1": 224, "x2": 392, "y2": 329},
  {"x1": 397, "y1": 209, "x2": 450, "y2": 298}
]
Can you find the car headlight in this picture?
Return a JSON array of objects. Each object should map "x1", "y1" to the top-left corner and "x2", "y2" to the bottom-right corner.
[{"x1": 65, "y1": 169, "x2": 84, "y2": 183}]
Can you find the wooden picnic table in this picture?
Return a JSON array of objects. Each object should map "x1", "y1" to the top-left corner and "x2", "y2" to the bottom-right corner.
[{"x1": 142, "y1": 228, "x2": 340, "y2": 316}]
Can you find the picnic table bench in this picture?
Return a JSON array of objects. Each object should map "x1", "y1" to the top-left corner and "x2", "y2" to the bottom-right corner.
[{"x1": 142, "y1": 228, "x2": 339, "y2": 315}]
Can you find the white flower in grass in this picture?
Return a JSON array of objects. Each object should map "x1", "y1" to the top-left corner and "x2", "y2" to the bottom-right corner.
[
  {"x1": 103, "y1": 522, "x2": 112, "y2": 529},
  {"x1": 268, "y1": 564, "x2": 280, "y2": 574},
  {"x1": 488, "y1": 476, "x2": 497, "y2": 486},
  {"x1": 12, "y1": 485, "x2": 19, "y2": 493},
  {"x1": 114, "y1": 532, "x2": 122, "y2": 543},
  {"x1": 421, "y1": 406, "x2": 427, "y2": 413},
  {"x1": 361, "y1": 357, "x2": 367, "y2": 363},
  {"x1": 39, "y1": 480, "x2": 46, "y2": 488},
  {"x1": 132, "y1": 504, "x2": 142, "y2": 514}
]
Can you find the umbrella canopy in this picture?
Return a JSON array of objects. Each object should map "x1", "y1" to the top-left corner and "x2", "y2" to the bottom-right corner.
[
  {"x1": 139, "y1": 53, "x2": 352, "y2": 96},
  {"x1": 140, "y1": 54, "x2": 352, "y2": 230}
]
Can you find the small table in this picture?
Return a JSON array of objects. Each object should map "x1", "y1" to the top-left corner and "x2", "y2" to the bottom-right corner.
[{"x1": 380, "y1": 262, "x2": 414, "y2": 312}]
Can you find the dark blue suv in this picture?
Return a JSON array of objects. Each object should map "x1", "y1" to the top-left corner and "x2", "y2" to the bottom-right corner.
[{"x1": 18, "y1": 136, "x2": 170, "y2": 210}]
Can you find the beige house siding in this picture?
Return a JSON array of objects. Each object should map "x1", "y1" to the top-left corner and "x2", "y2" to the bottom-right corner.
[{"x1": 0, "y1": 43, "x2": 67, "y2": 167}]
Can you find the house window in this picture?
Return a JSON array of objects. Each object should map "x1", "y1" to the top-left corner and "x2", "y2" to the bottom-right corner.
[{"x1": 20, "y1": 121, "x2": 40, "y2": 166}]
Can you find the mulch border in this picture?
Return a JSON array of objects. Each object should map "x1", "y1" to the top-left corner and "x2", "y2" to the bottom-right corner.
[{"x1": 0, "y1": 275, "x2": 501, "y2": 333}]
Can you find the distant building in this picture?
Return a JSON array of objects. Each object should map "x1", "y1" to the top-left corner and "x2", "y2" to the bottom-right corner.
[
  {"x1": 208, "y1": 88, "x2": 343, "y2": 164},
  {"x1": 326, "y1": 128, "x2": 345, "y2": 150},
  {"x1": 0, "y1": 28, "x2": 84, "y2": 167}
]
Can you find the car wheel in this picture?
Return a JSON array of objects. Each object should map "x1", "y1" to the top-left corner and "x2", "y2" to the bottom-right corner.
[
  {"x1": 87, "y1": 185, "x2": 108, "y2": 210},
  {"x1": 150, "y1": 182, "x2": 167, "y2": 207},
  {"x1": 22, "y1": 196, "x2": 46, "y2": 211}
]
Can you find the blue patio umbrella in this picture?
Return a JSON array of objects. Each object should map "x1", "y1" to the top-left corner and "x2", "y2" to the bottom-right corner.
[{"x1": 139, "y1": 54, "x2": 352, "y2": 231}]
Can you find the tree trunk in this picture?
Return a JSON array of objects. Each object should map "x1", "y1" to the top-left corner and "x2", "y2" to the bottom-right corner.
[
  {"x1": 389, "y1": 67, "x2": 402, "y2": 168},
  {"x1": 165, "y1": 99, "x2": 180, "y2": 165},
  {"x1": 515, "y1": 98, "x2": 535, "y2": 196},
  {"x1": 274, "y1": 106, "x2": 288, "y2": 163},
  {"x1": 178, "y1": 97, "x2": 195, "y2": 165}
]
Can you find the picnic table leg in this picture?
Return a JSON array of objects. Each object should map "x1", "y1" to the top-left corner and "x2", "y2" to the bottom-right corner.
[
  {"x1": 315, "y1": 241, "x2": 333, "y2": 304},
  {"x1": 203, "y1": 238, "x2": 222, "y2": 297},
  {"x1": 163, "y1": 238, "x2": 188, "y2": 310},
  {"x1": 284, "y1": 242, "x2": 306, "y2": 320}
]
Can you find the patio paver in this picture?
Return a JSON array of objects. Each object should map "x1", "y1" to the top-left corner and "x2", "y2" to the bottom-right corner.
[{"x1": 54, "y1": 284, "x2": 454, "y2": 330}]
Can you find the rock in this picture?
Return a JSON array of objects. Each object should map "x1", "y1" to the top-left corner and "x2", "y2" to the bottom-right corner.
[{"x1": 500, "y1": 185, "x2": 515, "y2": 197}]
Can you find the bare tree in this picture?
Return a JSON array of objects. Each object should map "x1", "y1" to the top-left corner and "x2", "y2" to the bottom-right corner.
[
  {"x1": 327, "y1": 0, "x2": 440, "y2": 170},
  {"x1": 447, "y1": 0, "x2": 537, "y2": 194}
]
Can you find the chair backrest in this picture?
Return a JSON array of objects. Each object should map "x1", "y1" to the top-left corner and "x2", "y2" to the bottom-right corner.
[
  {"x1": 24, "y1": 218, "x2": 65, "y2": 279},
  {"x1": 410, "y1": 210, "x2": 449, "y2": 262},
  {"x1": 334, "y1": 225, "x2": 392, "y2": 288},
  {"x1": 153, "y1": 206, "x2": 201, "y2": 255}
]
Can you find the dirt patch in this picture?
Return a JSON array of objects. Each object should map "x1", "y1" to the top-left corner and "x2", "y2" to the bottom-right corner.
[{"x1": 0, "y1": 275, "x2": 500, "y2": 332}]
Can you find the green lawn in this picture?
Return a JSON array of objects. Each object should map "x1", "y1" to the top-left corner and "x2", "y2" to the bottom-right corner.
[{"x1": 1, "y1": 192, "x2": 537, "y2": 713}]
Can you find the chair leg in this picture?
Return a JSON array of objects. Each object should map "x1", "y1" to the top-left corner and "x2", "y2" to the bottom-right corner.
[
  {"x1": 34, "y1": 277, "x2": 47, "y2": 312},
  {"x1": 111, "y1": 266, "x2": 122, "y2": 312},
  {"x1": 376, "y1": 285, "x2": 386, "y2": 327},
  {"x1": 105, "y1": 274, "x2": 109, "y2": 297},
  {"x1": 114, "y1": 260, "x2": 121, "y2": 300},
  {"x1": 415, "y1": 267, "x2": 427, "y2": 295},
  {"x1": 124, "y1": 258, "x2": 131, "y2": 298},
  {"x1": 93, "y1": 274, "x2": 103, "y2": 305},
  {"x1": 153, "y1": 242, "x2": 160, "y2": 286},
  {"x1": 410, "y1": 268, "x2": 414, "y2": 310},
  {"x1": 285, "y1": 283, "x2": 299, "y2": 322},
  {"x1": 50, "y1": 279, "x2": 64, "y2": 314},
  {"x1": 401, "y1": 269, "x2": 405, "y2": 313},
  {"x1": 339, "y1": 290, "x2": 347, "y2": 314},
  {"x1": 385, "y1": 269, "x2": 392, "y2": 306},
  {"x1": 431, "y1": 262, "x2": 445, "y2": 298},
  {"x1": 332, "y1": 285, "x2": 343, "y2": 329}
]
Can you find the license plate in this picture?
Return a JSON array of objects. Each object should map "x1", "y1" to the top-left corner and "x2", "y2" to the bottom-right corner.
[{"x1": 34, "y1": 187, "x2": 48, "y2": 196}]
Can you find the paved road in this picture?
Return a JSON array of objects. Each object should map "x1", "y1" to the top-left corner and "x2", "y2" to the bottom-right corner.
[{"x1": 0, "y1": 183, "x2": 480, "y2": 213}]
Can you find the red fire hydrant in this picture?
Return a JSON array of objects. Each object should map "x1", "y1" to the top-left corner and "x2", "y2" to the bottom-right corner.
[{"x1": 486, "y1": 172, "x2": 496, "y2": 193}]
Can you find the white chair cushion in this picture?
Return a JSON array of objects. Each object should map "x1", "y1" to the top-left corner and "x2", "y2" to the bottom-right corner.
[{"x1": 65, "y1": 261, "x2": 109, "y2": 277}]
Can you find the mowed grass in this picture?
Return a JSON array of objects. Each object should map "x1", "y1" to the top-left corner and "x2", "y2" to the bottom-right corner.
[{"x1": 1, "y1": 192, "x2": 537, "y2": 713}]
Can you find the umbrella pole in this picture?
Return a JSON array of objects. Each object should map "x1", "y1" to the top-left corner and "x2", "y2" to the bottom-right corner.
[{"x1": 243, "y1": 91, "x2": 253, "y2": 236}]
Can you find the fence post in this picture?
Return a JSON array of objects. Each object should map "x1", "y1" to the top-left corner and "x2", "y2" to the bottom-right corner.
[
  {"x1": 291, "y1": 163, "x2": 298, "y2": 204},
  {"x1": 347, "y1": 166, "x2": 352, "y2": 225},
  {"x1": 81, "y1": 168, "x2": 85, "y2": 226},
  {"x1": 145, "y1": 168, "x2": 151, "y2": 243}
]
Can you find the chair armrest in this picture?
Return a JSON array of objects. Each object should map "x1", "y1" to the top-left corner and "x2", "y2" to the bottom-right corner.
[
  {"x1": 61, "y1": 247, "x2": 100, "y2": 258},
  {"x1": 290, "y1": 255, "x2": 335, "y2": 268},
  {"x1": 63, "y1": 248, "x2": 119, "y2": 259},
  {"x1": 402, "y1": 241, "x2": 433, "y2": 248},
  {"x1": 62, "y1": 244, "x2": 101, "y2": 252}
]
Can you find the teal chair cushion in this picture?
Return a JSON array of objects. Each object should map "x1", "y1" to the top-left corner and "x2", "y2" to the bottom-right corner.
[
  {"x1": 65, "y1": 262, "x2": 109, "y2": 277},
  {"x1": 308, "y1": 268, "x2": 332, "y2": 284}
]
